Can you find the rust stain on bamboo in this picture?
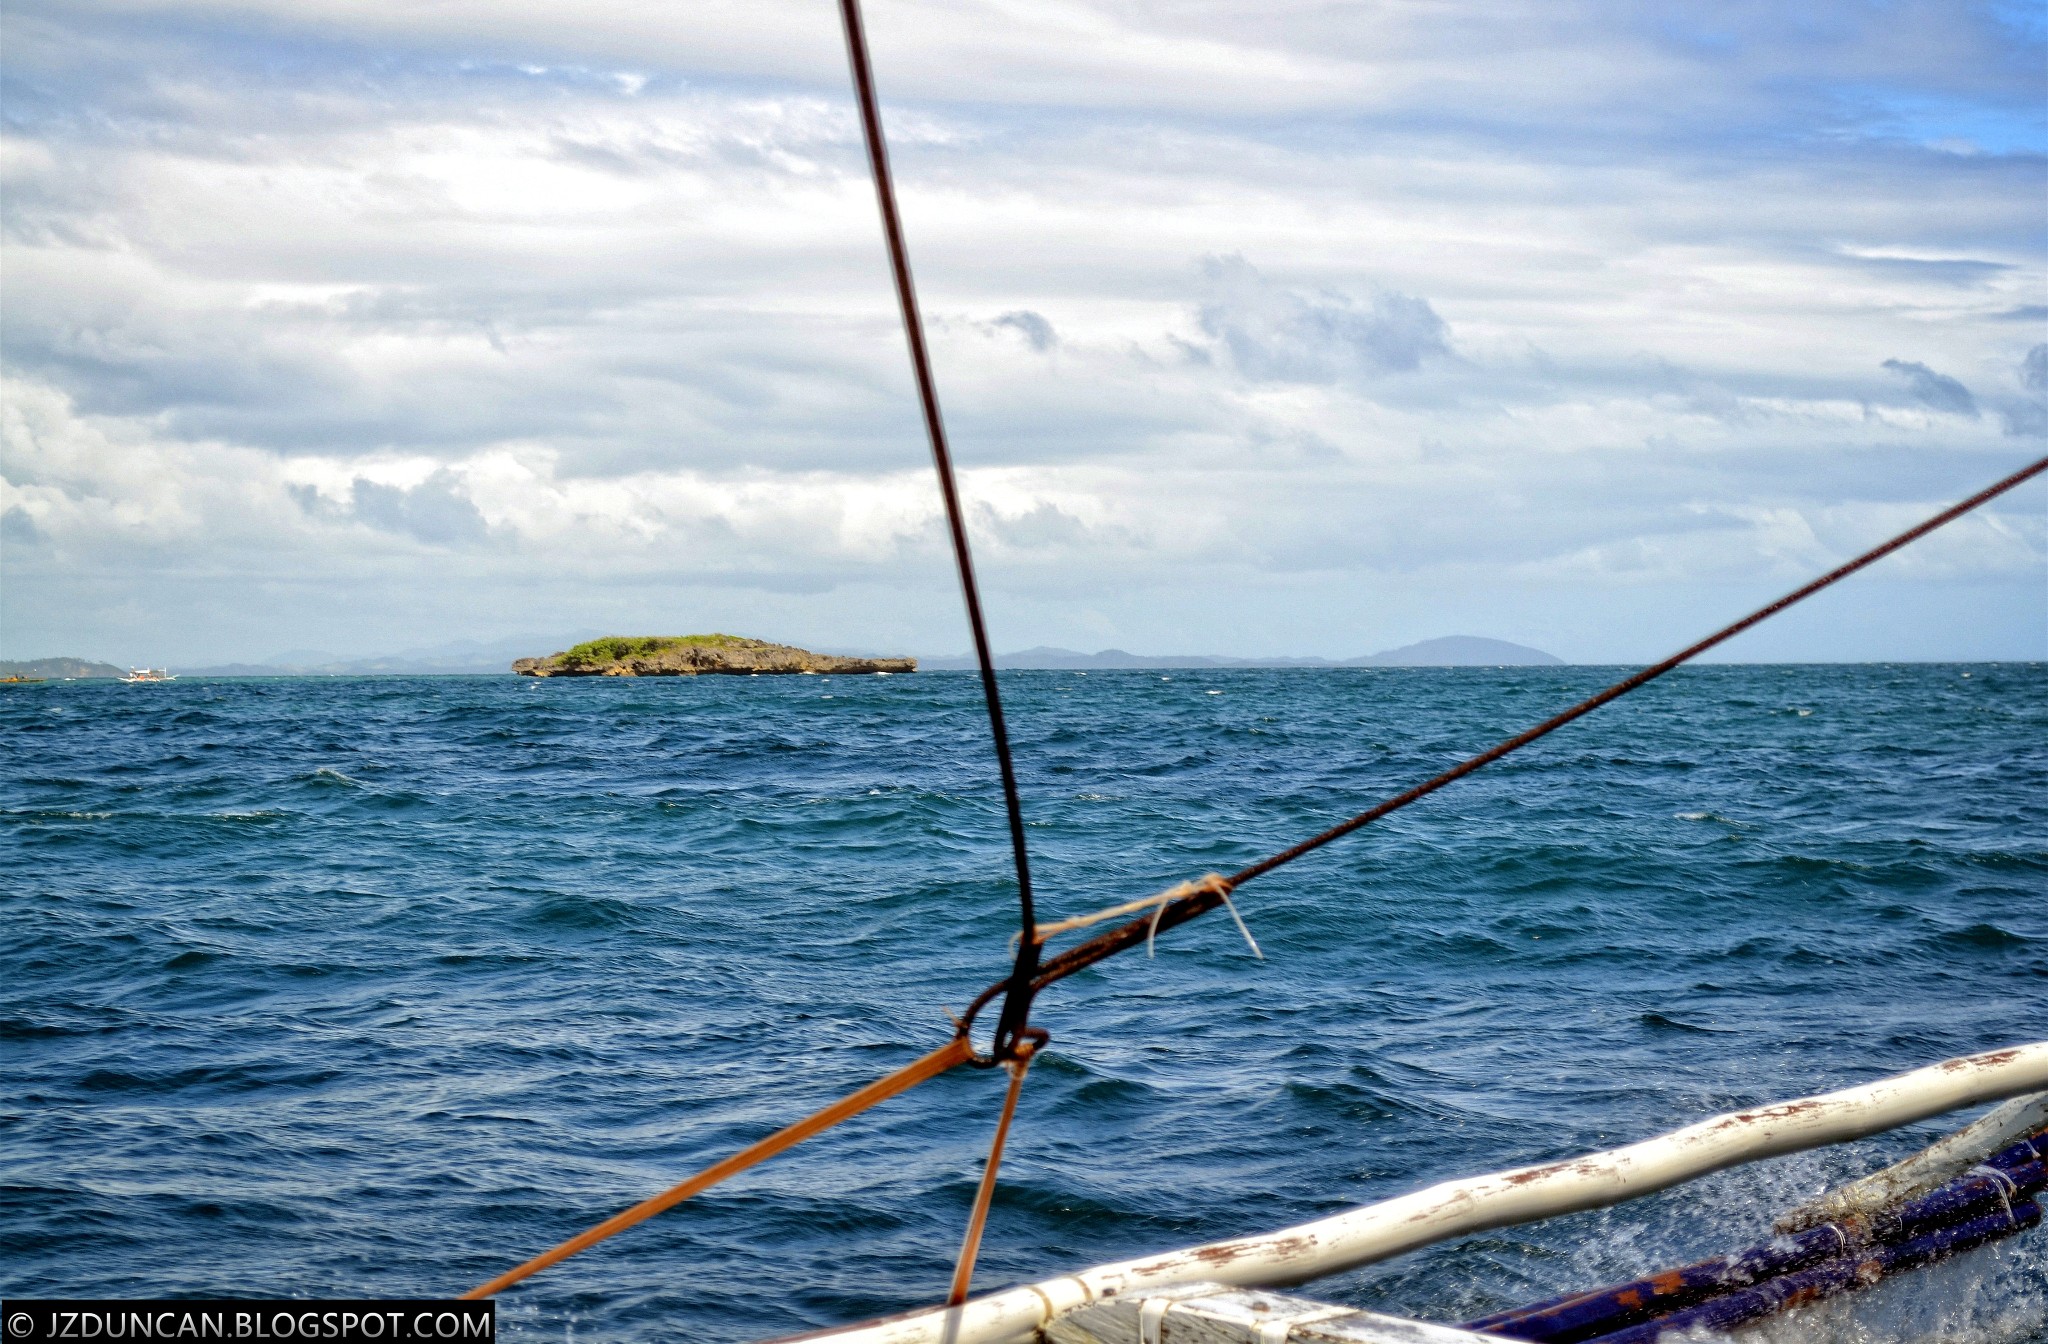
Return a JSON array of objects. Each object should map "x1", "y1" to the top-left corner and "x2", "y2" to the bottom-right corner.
[
  {"x1": 1946, "y1": 1049, "x2": 2019, "y2": 1071},
  {"x1": 1128, "y1": 1234, "x2": 1318, "y2": 1277},
  {"x1": 1713, "y1": 1099, "x2": 1823, "y2": 1129},
  {"x1": 1501, "y1": 1161, "x2": 1574, "y2": 1187}
]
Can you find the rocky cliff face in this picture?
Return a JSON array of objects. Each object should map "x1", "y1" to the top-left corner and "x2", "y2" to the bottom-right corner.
[{"x1": 513, "y1": 635, "x2": 915, "y2": 677}]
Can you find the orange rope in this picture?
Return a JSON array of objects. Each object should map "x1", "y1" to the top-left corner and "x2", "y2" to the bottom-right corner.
[
  {"x1": 946, "y1": 1043, "x2": 1036, "y2": 1306},
  {"x1": 463, "y1": 1036, "x2": 973, "y2": 1299}
]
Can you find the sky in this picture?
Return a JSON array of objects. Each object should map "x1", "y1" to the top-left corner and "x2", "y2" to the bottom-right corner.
[{"x1": 1, "y1": 0, "x2": 2044, "y2": 666}]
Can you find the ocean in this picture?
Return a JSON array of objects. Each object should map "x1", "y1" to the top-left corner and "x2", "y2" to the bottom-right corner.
[{"x1": 4, "y1": 664, "x2": 2044, "y2": 1341}]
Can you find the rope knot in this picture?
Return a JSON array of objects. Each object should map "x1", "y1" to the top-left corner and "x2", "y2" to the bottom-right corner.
[{"x1": 1013, "y1": 873, "x2": 1260, "y2": 960}]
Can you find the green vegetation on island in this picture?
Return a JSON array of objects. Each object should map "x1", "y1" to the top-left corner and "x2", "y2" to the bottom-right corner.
[
  {"x1": 558, "y1": 634, "x2": 750, "y2": 667},
  {"x1": 514, "y1": 635, "x2": 915, "y2": 678}
]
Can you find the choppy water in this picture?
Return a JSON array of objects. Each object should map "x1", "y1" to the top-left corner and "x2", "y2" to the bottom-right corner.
[{"x1": 3, "y1": 665, "x2": 2044, "y2": 1341}]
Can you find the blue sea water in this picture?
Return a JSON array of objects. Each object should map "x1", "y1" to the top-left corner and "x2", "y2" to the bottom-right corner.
[{"x1": 3, "y1": 665, "x2": 2044, "y2": 1342}]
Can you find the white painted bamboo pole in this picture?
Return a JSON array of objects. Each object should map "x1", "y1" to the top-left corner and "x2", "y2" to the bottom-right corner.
[{"x1": 773, "y1": 1041, "x2": 2048, "y2": 1344}]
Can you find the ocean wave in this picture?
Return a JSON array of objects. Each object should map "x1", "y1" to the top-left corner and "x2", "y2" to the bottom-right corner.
[{"x1": 2, "y1": 665, "x2": 2041, "y2": 1340}]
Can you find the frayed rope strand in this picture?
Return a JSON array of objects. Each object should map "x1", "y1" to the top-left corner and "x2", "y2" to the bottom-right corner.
[
  {"x1": 1219, "y1": 888, "x2": 1263, "y2": 960},
  {"x1": 1011, "y1": 875, "x2": 1249, "y2": 958},
  {"x1": 1150, "y1": 882, "x2": 1262, "y2": 960}
]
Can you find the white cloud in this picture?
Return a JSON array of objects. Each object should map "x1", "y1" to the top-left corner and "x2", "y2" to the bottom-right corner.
[{"x1": 1, "y1": 0, "x2": 2042, "y2": 663}]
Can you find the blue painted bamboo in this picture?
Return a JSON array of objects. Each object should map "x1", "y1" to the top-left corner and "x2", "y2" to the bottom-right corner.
[
  {"x1": 1465, "y1": 1139, "x2": 2045, "y2": 1343},
  {"x1": 1585, "y1": 1198, "x2": 2041, "y2": 1344}
]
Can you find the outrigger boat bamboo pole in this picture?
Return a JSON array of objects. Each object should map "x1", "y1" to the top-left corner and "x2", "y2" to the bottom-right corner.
[{"x1": 775, "y1": 1042, "x2": 2048, "y2": 1344}]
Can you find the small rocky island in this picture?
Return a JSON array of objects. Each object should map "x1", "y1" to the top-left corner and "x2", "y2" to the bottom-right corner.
[{"x1": 513, "y1": 635, "x2": 916, "y2": 677}]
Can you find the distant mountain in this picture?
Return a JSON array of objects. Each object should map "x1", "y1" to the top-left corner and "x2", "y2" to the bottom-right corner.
[
  {"x1": 924, "y1": 636, "x2": 1563, "y2": 670},
  {"x1": 122, "y1": 631, "x2": 1563, "y2": 678},
  {"x1": 922, "y1": 646, "x2": 1353, "y2": 670},
  {"x1": 1357, "y1": 636, "x2": 1563, "y2": 667},
  {"x1": 0, "y1": 656, "x2": 129, "y2": 679},
  {"x1": 947, "y1": 646, "x2": 1307, "y2": 670}
]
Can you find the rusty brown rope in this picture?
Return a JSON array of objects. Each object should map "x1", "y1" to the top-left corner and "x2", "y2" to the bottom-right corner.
[
  {"x1": 457, "y1": 469, "x2": 2041, "y2": 1306},
  {"x1": 462, "y1": 2, "x2": 1043, "y2": 1298},
  {"x1": 956, "y1": 454, "x2": 2048, "y2": 1029},
  {"x1": 460, "y1": 5, "x2": 2043, "y2": 1297},
  {"x1": 461, "y1": 1038, "x2": 973, "y2": 1300},
  {"x1": 946, "y1": 1028, "x2": 1045, "y2": 1305}
]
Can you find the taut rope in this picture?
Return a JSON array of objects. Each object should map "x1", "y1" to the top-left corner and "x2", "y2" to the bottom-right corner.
[
  {"x1": 838, "y1": 0, "x2": 1041, "y2": 1070},
  {"x1": 956, "y1": 454, "x2": 2048, "y2": 1029},
  {"x1": 460, "y1": 1038, "x2": 972, "y2": 1300},
  {"x1": 455, "y1": 0, "x2": 2046, "y2": 1301}
]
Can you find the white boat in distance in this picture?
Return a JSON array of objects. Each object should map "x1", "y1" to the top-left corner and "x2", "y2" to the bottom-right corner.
[{"x1": 120, "y1": 667, "x2": 176, "y2": 683}]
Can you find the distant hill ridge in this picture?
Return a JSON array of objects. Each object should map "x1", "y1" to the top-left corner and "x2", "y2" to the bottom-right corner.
[
  {"x1": 8, "y1": 635, "x2": 1560, "y2": 678},
  {"x1": 0, "y1": 657, "x2": 129, "y2": 679},
  {"x1": 924, "y1": 636, "x2": 1562, "y2": 670},
  {"x1": 1365, "y1": 636, "x2": 1563, "y2": 666}
]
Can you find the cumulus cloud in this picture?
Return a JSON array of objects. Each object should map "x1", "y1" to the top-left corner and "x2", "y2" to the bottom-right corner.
[
  {"x1": 1881, "y1": 358, "x2": 1979, "y2": 417},
  {"x1": 1195, "y1": 255, "x2": 1449, "y2": 382},
  {"x1": 1, "y1": 0, "x2": 2042, "y2": 663},
  {"x1": 292, "y1": 473, "x2": 494, "y2": 547},
  {"x1": 990, "y1": 310, "x2": 1057, "y2": 352},
  {"x1": 1, "y1": 506, "x2": 41, "y2": 544}
]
